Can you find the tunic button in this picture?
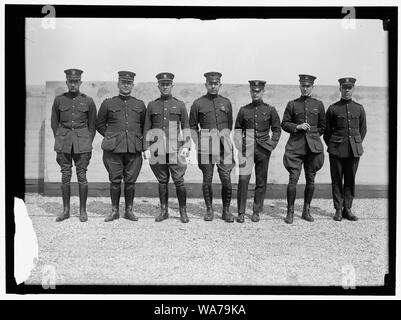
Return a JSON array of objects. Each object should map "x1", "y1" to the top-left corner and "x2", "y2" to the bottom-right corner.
[
  {"x1": 72, "y1": 113, "x2": 74, "y2": 115},
  {"x1": 126, "y1": 130, "x2": 128, "y2": 133},
  {"x1": 72, "y1": 128, "x2": 74, "y2": 130},
  {"x1": 72, "y1": 120, "x2": 74, "y2": 123}
]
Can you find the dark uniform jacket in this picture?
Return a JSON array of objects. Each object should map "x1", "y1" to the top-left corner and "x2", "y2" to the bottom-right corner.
[
  {"x1": 95, "y1": 95, "x2": 146, "y2": 154},
  {"x1": 324, "y1": 98, "x2": 367, "y2": 158},
  {"x1": 189, "y1": 93, "x2": 233, "y2": 155},
  {"x1": 281, "y1": 96, "x2": 325, "y2": 154},
  {"x1": 143, "y1": 95, "x2": 191, "y2": 154},
  {"x1": 51, "y1": 92, "x2": 97, "y2": 154},
  {"x1": 234, "y1": 101, "x2": 281, "y2": 153}
]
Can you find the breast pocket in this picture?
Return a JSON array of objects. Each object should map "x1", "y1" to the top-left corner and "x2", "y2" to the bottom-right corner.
[
  {"x1": 350, "y1": 114, "x2": 360, "y2": 128},
  {"x1": 336, "y1": 114, "x2": 347, "y2": 128},
  {"x1": 130, "y1": 106, "x2": 143, "y2": 123},
  {"x1": 244, "y1": 116, "x2": 254, "y2": 129},
  {"x1": 199, "y1": 109, "x2": 212, "y2": 124},
  {"x1": 58, "y1": 105, "x2": 71, "y2": 111},
  {"x1": 108, "y1": 107, "x2": 123, "y2": 120},
  {"x1": 260, "y1": 112, "x2": 270, "y2": 129},
  {"x1": 294, "y1": 111, "x2": 304, "y2": 122},
  {"x1": 308, "y1": 109, "x2": 319, "y2": 125},
  {"x1": 217, "y1": 106, "x2": 229, "y2": 124},
  {"x1": 169, "y1": 108, "x2": 181, "y2": 122},
  {"x1": 76, "y1": 104, "x2": 89, "y2": 120},
  {"x1": 151, "y1": 110, "x2": 163, "y2": 123}
]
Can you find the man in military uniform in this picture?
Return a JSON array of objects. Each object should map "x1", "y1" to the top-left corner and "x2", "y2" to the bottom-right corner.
[
  {"x1": 281, "y1": 74, "x2": 326, "y2": 224},
  {"x1": 234, "y1": 80, "x2": 281, "y2": 223},
  {"x1": 143, "y1": 72, "x2": 191, "y2": 223},
  {"x1": 189, "y1": 72, "x2": 235, "y2": 222},
  {"x1": 324, "y1": 77, "x2": 367, "y2": 221},
  {"x1": 51, "y1": 68, "x2": 97, "y2": 222},
  {"x1": 96, "y1": 71, "x2": 146, "y2": 222}
]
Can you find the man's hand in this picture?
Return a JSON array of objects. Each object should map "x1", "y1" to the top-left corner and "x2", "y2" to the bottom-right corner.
[
  {"x1": 143, "y1": 150, "x2": 151, "y2": 160},
  {"x1": 179, "y1": 147, "x2": 190, "y2": 158},
  {"x1": 296, "y1": 123, "x2": 311, "y2": 131}
]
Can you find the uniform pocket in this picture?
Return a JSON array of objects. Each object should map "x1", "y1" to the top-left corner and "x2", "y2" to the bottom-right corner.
[
  {"x1": 58, "y1": 105, "x2": 70, "y2": 112},
  {"x1": 54, "y1": 128, "x2": 69, "y2": 151},
  {"x1": 151, "y1": 111, "x2": 163, "y2": 123},
  {"x1": 308, "y1": 109, "x2": 319, "y2": 125},
  {"x1": 354, "y1": 135, "x2": 364, "y2": 155},
  {"x1": 76, "y1": 130, "x2": 91, "y2": 152},
  {"x1": 199, "y1": 109, "x2": 212, "y2": 123},
  {"x1": 351, "y1": 114, "x2": 360, "y2": 128},
  {"x1": 101, "y1": 133, "x2": 119, "y2": 151},
  {"x1": 77, "y1": 105, "x2": 89, "y2": 112},
  {"x1": 169, "y1": 108, "x2": 181, "y2": 122},
  {"x1": 329, "y1": 135, "x2": 344, "y2": 143},
  {"x1": 336, "y1": 114, "x2": 347, "y2": 127}
]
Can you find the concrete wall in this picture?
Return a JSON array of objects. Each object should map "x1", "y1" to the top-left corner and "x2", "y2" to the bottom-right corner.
[{"x1": 26, "y1": 81, "x2": 388, "y2": 195}]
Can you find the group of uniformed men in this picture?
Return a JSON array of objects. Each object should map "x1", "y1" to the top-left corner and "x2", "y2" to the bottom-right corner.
[{"x1": 51, "y1": 69, "x2": 367, "y2": 224}]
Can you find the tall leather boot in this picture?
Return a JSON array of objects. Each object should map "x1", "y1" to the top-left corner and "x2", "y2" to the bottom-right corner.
[
  {"x1": 104, "y1": 184, "x2": 120, "y2": 222},
  {"x1": 301, "y1": 183, "x2": 314, "y2": 222},
  {"x1": 221, "y1": 186, "x2": 234, "y2": 223},
  {"x1": 176, "y1": 186, "x2": 189, "y2": 223},
  {"x1": 203, "y1": 184, "x2": 214, "y2": 221},
  {"x1": 155, "y1": 183, "x2": 169, "y2": 222},
  {"x1": 124, "y1": 183, "x2": 138, "y2": 221},
  {"x1": 56, "y1": 184, "x2": 70, "y2": 222},
  {"x1": 78, "y1": 184, "x2": 88, "y2": 222},
  {"x1": 284, "y1": 184, "x2": 296, "y2": 224}
]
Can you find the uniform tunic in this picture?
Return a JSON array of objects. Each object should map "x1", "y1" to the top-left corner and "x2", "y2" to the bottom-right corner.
[
  {"x1": 234, "y1": 100, "x2": 281, "y2": 213},
  {"x1": 96, "y1": 95, "x2": 146, "y2": 184},
  {"x1": 51, "y1": 91, "x2": 97, "y2": 184},
  {"x1": 324, "y1": 98, "x2": 367, "y2": 209},
  {"x1": 281, "y1": 96, "x2": 325, "y2": 185},
  {"x1": 143, "y1": 95, "x2": 190, "y2": 186},
  {"x1": 189, "y1": 93, "x2": 235, "y2": 185}
]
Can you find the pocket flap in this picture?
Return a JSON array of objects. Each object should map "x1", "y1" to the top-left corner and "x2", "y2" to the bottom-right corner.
[
  {"x1": 56, "y1": 127, "x2": 69, "y2": 136},
  {"x1": 105, "y1": 132, "x2": 121, "y2": 139},
  {"x1": 76, "y1": 129, "x2": 90, "y2": 137},
  {"x1": 169, "y1": 108, "x2": 181, "y2": 115},
  {"x1": 110, "y1": 107, "x2": 122, "y2": 113},
  {"x1": 131, "y1": 106, "x2": 143, "y2": 113},
  {"x1": 77, "y1": 105, "x2": 89, "y2": 112},
  {"x1": 58, "y1": 105, "x2": 70, "y2": 111},
  {"x1": 330, "y1": 135, "x2": 343, "y2": 143}
]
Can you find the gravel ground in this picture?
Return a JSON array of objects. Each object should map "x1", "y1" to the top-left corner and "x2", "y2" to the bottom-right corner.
[{"x1": 23, "y1": 193, "x2": 388, "y2": 286}]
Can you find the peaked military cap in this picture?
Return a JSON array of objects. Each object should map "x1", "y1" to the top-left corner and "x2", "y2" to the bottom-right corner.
[
  {"x1": 338, "y1": 77, "x2": 357, "y2": 86},
  {"x1": 298, "y1": 74, "x2": 316, "y2": 84},
  {"x1": 118, "y1": 71, "x2": 136, "y2": 81},
  {"x1": 248, "y1": 80, "x2": 266, "y2": 91},
  {"x1": 204, "y1": 71, "x2": 222, "y2": 82},
  {"x1": 156, "y1": 72, "x2": 175, "y2": 82},
  {"x1": 64, "y1": 68, "x2": 83, "y2": 80}
]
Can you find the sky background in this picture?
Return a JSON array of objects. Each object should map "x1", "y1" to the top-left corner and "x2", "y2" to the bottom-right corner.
[{"x1": 26, "y1": 18, "x2": 388, "y2": 87}]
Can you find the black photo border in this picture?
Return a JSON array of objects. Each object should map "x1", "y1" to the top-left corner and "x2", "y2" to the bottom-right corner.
[{"x1": 5, "y1": 4, "x2": 397, "y2": 296}]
